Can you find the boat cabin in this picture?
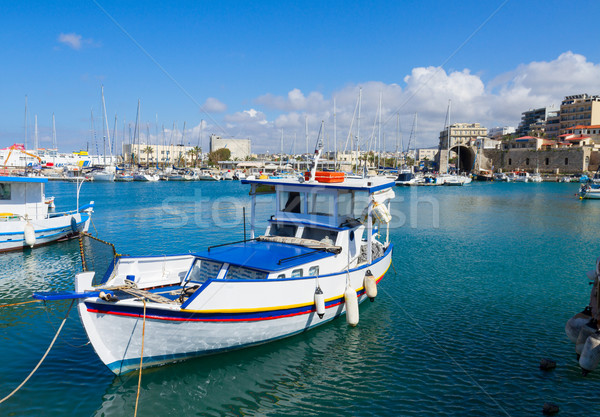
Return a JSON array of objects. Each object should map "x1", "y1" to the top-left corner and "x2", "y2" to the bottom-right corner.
[{"x1": 0, "y1": 177, "x2": 48, "y2": 221}]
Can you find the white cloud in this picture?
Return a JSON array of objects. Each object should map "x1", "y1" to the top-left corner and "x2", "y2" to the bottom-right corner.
[
  {"x1": 201, "y1": 97, "x2": 227, "y2": 113},
  {"x1": 213, "y1": 51, "x2": 600, "y2": 152},
  {"x1": 57, "y1": 32, "x2": 99, "y2": 50}
]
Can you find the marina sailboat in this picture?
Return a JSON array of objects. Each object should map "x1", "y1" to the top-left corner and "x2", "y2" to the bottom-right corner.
[{"x1": 34, "y1": 144, "x2": 395, "y2": 374}]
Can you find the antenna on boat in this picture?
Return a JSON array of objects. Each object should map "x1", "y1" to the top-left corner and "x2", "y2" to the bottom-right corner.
[{"x1": 308, "y1": 122, "x2": 324, "y2": 182}]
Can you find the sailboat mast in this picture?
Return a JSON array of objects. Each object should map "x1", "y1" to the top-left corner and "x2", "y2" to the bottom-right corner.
[
  {"x1": 52, "y1": 113, "x2": 57, "y2": 165},
  {"x1": 34, "y1": 115, "x2": 38, "y2": 151},
  {"x1": 305, "y1": 115, "x2": 309, "y2": 171},
  {"x1": 24, "y1": 95, "x2": 28, "y2": 150},
  {"x1": 448, "y1": 100, "x2": 452, "y2": 174},
  {"x1": 279, "y1": 128, "x2": 283, "y2": 171},
  {"x1": 101, "y1": 86, "x2": 112, "y2": 162},
  {"x1": 378, "y1": 91, "x2": 382, "y2": 171},
  {"x1": 357, "y1": 87, "x2": 362, "y2": 176}
]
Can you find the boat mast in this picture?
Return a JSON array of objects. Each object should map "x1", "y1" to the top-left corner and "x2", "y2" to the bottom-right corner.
[
  {"x1": 333, "y1": 97, "x2": 337, "y2": 171},
  {"x1": 134, "y1": 100, "x2": 141, "y2": 166},
  {"x1": 52, "y1": 113, "x2": 57, "y2": 165},
  {"x1": 34, "y1": 115, "x2": 38, "y2": 151},
  {"x1": 24, "y1": 95, "x2": 28, "y2": 150},
  {"x1": 357, "y1": 87, "x2": 362, "y2": 176},
  {"x1": 101, "y1": 86, "x2": 112, "y2": 165},
  {"x1": 378, "y1": 91, "x2": 382, "y2": 172},
  {"x1": 279, "y1": 128, "x2": 283, "y2": 171},
  {"x1": 446, "y1": 99, "x2": 451, "y2": 174},
  {"x1": 305, "y1": 115, "x2": 309, "y2": 172}
]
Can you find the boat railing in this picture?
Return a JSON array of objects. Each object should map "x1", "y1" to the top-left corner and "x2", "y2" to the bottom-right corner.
[
  {"x1": 207, "y1": 238, "x2": 259, "y2": 252},
  {"x1": 277, "y1": 249, "x2": 325, "y2": 265}
]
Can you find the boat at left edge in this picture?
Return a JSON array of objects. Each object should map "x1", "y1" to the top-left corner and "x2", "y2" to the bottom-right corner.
[{"x1": 0, "y1": 176, "x2": 94, "y2": 252}]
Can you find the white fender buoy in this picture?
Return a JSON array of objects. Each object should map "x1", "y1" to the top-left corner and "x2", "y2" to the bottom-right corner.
[
  {"x1": 372, "y1": 201, "x2": 392, "y2": 224},
  {"x1": 314, "y1": 286, "x2": 325, "y2": 319},
  {"x1": 24, "y1": 221, "x2": 36, "y2": 247},
  {"x1": 580, "y1": 331, "x2": 600, "y2": 375},
  {"x1": 566, "y1": 309, "x2": 592, "y2": 343},
  {"x1": 344, "y1": 285, "x2": 359, "y2": 327},
  {"x1": 364, "y1": 269, "x2": 377, "y2": 302},
  {"x1": 576, "y1": 320, "x2": 597, "y2": 356}
]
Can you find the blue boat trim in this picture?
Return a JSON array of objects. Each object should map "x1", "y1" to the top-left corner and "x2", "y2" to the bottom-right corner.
[
  {"x1": 0, "y1": 176, "x2": 48, "y2": 183},
  {"x1": 0, "y1": 214, "x2": 89, "y2": 237}
]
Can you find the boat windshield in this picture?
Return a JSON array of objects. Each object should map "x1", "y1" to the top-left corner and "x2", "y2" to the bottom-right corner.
[
  {"x1": 225, "y1": 265, "x2": 267, "y2": 280},
  {"x1": 187, "y1": 259, "x2": 223, "y2": 283},
  {"x1": 269, "y1": 223, "x2": 297, "y2": 237}
]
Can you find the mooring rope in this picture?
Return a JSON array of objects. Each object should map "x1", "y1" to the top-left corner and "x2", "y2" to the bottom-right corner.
[
  {"x1": 134, "y1": 298, "x2": 147, "y2": 417},
  {"x1": 0, "y1": 299, "x2": 74, "y2": 405},
  {"x1": 0, "y1": 299, "x2": 41, "y2": 308}
]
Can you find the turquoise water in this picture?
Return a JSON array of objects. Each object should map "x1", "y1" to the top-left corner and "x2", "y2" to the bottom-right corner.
[{"x1": 1, "y1": 181, "x2": 600, "y2": 416}]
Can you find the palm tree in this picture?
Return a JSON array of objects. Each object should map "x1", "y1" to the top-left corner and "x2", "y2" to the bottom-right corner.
[
  {"x1": 141, "y1": 146, "x2": 154, "y2": 168},
  {"x1": 187, "y1": 146, "x2": 202, "y2": 167}
]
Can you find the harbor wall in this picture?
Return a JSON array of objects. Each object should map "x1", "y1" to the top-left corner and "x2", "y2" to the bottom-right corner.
[{"x1": 482, "y1": 147, "x2": 596, "y2": 174}]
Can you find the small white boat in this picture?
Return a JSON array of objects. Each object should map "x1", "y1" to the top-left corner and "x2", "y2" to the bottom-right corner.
[
  {"x1": 579, "y1": 183, "x2": 600, "y2": 199},
  {"x1": 197, "y1": 170, "x2": 220, "y2": 181},
  {"x1": 34, "y1": 145, "x2": 395, "y2": 374},
  {"x1": 514, "y1": 171, "x2": 529, "y2": 182},
  {"x1": 530, "y1": 173, "x2": 543, "y2": 183},
  {"x1": 444, "y1": 174, "x2": 471, "y2": 186},
  {"x1": 90, "y1": 169, "x2": 115, "y2": 182},
  {"x1": 395, "y1": 169, "x2": 419, "y2": 186},
  {"x1": 0, "y1": 176, "x2": 94, "y2": 252},
  {"x1": 114, "y1": 173, "x2": 134, "y2": 182},
  {"x1": 133, "y1": 173, "x2": 160, "y2": 182}
]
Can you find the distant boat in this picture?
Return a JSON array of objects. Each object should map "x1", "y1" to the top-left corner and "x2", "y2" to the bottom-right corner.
[
  {"x1": 0, "y1": 176, "x2": 94, "y2": 252},
  {"x1": 579, "y1": 183, "x2": 600, "y2": 199}
]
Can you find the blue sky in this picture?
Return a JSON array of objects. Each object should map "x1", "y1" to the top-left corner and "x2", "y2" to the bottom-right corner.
[{"x1": 2, "y1": 0, "x2": 600, "y2": 153}]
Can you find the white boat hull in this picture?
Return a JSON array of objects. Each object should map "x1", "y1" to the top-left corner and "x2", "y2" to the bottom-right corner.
[
  {"x1": 0, "y1": 211, "x2": 92, "y2": 252},
  {"x1": 77, "y1": 248, "x2": 392, "y2": 374}
]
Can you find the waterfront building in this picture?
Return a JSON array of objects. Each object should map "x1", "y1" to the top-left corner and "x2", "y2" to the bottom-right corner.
[
  {"x1": 122, "y1": 143, "x2": 197, "y2": 166},
  {"x1": 417, "y1": 148, "x2": 438, "y2": 163},
  {"x1": 559, "y1": 94, "x2": 600, "y2": 136},
  {"x1": 488, "y1": 126, "x2": 516, "y2": 139},
  {"x1": 439, "y1": 123, "x2": 488, "y2": 149},
  {"x1": 209, "y1": 135, "x2": 251, "y2": 160},
  {"x1": 516, "y1": 106, "x2": 557, "y2": 137}
]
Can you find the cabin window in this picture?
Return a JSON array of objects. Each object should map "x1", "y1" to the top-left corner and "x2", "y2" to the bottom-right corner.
[
  {"x1": 302, "y1": 227, "x2": 337, "y2": 243},
  {"x1": 291, "y1": 268, "x2": 303, "y2": 278},
  {"x1": 277, "y1": 273, "x2": 286, "y2": 279},
  {"x1": 0, "y1": 184, "x2": 10, "y2": 200},
  {"x1": 308, "y1": 192, "x2": 334, "y2": 216},
  {"x1": 337, "y1": 191, "x2": 354, "y2": 218},
  {"x1": 226, "y1": 265, "x2": 267, "y2": 280},
  {"x1": 308, "y1": 266, "x2": 319, "y2": 276},
  {"x1": 280, "y1": 191, "x2": 304, "y2": 213},
  {"x1": 269, "y1": 223, "x2": 297, "y2": 237},
  {"x1": 187, "y1": 259, "x2": 223, "y2": 283}
]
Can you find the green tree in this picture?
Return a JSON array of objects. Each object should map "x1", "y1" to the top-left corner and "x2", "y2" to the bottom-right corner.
[
  {"x1": 187, "y1": 146, "x2": 202, "y2": 167},
  {"x1": 208, "y1": 148, "x2": 231, "y2": 165}
]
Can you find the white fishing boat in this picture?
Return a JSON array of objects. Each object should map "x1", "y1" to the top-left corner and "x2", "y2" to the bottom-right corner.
[
  {"x1": 579, "y1": 183, "x2": 600, "y2": 199},
  {"x1": 0, "y1": 176, "x2": 94, "y2": 252},
  {"x1": 34, "y1": 146, "x2": 395, "y2": 374},
  {"x1": 444, "y1": 173, "x2": 472, "y2": 186},
  {"x1": 514, "y1": 171, "x2": 530, "y2": 182}
]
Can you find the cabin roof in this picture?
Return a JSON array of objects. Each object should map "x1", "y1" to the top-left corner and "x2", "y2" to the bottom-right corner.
[
  {"x1": 0, "y1": 176, "x2": 47, "y2": 183},
  {"x1": 194, "y1": 240, "x2": 335, "y2": 272},
  {"x1": 241, "y1": 176, "x2": 394, "y2": 193}
]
